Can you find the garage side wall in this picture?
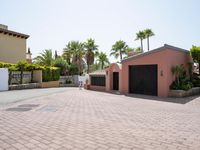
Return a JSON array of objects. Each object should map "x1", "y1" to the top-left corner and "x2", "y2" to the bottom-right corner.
[
  {"x1": 165, "y1": 49, "x2": 191, "y2": 95},
  {"x1": 121, "y1": 49, "x2": 190, "y2": 97}
]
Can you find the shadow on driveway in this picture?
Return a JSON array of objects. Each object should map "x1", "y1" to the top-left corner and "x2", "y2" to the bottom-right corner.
[{"x1": 125, "y1": 93, "x2": 200, "y2": 104}]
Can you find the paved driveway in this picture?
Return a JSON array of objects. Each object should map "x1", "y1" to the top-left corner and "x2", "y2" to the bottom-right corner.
[{"x1": 0, "y1": 88, "x2": 200, "y2": 150}]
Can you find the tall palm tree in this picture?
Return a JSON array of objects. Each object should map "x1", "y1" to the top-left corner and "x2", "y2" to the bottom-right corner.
[
  {"x1": 63, "y1": 43, "x2": 74, "y2": 64},
  {"x1": 135, "y1": 31, "x2": 145, "y2": 53},
  {"x1": 144, "y1": 29, "x2": 155, "y2": 51},
  {"x1": 84, "y1": 38, "x2": 98, "y2": 73},
  {"x1": 110, "y1": 40, "x2": 128, "y2": 62},
  {"x1": 63, "y1": 41, "x2": 85, "y2": 75},
  {"x1": 34, "y1": 49, "x2": 54, "y2": 66},
  {"x1": 97, "y1": 52, "x2": 109, "y2": 70},
  {"x1": 72, "y1": 41, "x2": 85, "y2": 75}
]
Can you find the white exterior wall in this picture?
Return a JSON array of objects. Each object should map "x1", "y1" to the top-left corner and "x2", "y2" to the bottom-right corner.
[
  {"x1": 0, "y1": 68, "x2": 8, "y2": 91},
  {"x1": 78, "y1": 75, "x2": 89, "y2": 84}
]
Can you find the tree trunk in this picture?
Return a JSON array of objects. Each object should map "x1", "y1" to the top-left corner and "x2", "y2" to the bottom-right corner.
[
  {"x1": 31, "y1": 70, "x2": 33, "y2": 83},
  {"x1": 140, "y1": 39, "x2": 143, "y2": 53},
  {"x1": 147, "y1": 37, "x2": 150, "y2": 51},
  {"x1": 199, "y1": 62, "x2": 200, "y2": 75},
  {"x1": 87, "y1": 64, "x2": 90, "y2": 74},
  {"x1": 101, "y1": 62, "x2": 104, "y2": 70},
  {"x1": 120, "y1": 51, "x2": 122, "y2": 62}
]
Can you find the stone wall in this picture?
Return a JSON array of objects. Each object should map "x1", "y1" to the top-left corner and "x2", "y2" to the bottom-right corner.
[{"x1": 9, "y1": 83, "x2": 41, "y2": 90}]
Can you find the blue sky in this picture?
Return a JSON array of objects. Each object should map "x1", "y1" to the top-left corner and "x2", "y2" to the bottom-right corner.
[{"x1": 1, "y1": 0, "x2": 200, "y2": 62}]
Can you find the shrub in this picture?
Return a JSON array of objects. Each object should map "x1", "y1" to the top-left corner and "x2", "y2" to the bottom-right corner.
[
  {"x1": 190, "y1": 45, "x2": 200, "y2": 74},
  {"x1": 53, "y1": 58, "x2": 68, "y2": 75},
  {"x1": 191, "y1": 75, "x2": 200, "y2": 87},
  {"x1": 68, "y1": 64, "x2": 79, "y2": 75},
  {"x1": 0, "y1": 61, "x2": 60, "y2": 82},
  {"x1": 42, "y1": 67, "x2": 60, "y2": 82},
  {"x1": 42, "y1": 67, "x2": 52, "y2": 82},
  {"x1": 52, "y1": 67, "x2": 60, "y2": 81},
  {"x1": 170, "y1": 77, "x2": 193, "y2": 91}
]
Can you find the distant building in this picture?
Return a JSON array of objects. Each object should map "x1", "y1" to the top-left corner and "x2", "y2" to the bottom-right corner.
[
  {"x1": 0, "y1": 24, "x2": 29, "y2": 63},
  {"x1": 26, "y1": 47, "x2": 32, "y2": 64}
]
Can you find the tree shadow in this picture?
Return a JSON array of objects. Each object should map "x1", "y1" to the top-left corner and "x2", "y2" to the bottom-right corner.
[{"x1": 125, "y1": 94, "x2": 200, "y2": 104}]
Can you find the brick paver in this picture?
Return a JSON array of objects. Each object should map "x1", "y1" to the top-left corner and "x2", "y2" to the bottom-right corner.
[{"x1": 0, "y1": 89, "x2": 200, "y2": 150}]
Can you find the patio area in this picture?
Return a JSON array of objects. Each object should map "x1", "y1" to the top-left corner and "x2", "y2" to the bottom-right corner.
[{"x1": 0, "y1": 88, "x2": 200, "y2": 150}]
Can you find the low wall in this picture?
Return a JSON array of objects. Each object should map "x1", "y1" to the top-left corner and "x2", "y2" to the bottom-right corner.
[
  {"x1": 169, "y1": 87, "x2": 200, "y2": 97},
  {"x1": 10, "y1": 71, "x2": 31, "y2": 84},
  {"x1": 41, "y1": 81, "x2": 59, "y2": 88},
  {"x1": 89, "y1": 85, "x2": 106, "y2": 91},
  {"x1": 59, "y1": 75, "x2": 89, "y2": 86},
  {"x1": 9, "y1": 83, "x2": 41, "y2": 90}
]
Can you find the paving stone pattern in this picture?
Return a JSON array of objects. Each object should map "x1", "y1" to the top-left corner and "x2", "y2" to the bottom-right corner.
[{"x1": 0, "y1": 89, "x2": 200, "y2": 150}]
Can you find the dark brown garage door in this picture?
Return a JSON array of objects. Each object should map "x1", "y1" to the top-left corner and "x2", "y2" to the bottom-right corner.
[{"x1": 129, "y1": 65, "x2": 158, "y2": 96}]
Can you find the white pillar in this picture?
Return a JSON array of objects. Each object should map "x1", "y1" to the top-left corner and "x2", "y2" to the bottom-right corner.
[{"x1": 0, "y1": 68, "x2": 9, "y2": 91}]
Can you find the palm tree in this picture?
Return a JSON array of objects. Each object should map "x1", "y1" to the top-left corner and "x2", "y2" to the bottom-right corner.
[
  {"x1": 144, "y1": 29, "x2": 155, "y2": 51},
  {"x1": 63, "y1": 41, "x2": 85, "y2": 75},
  {"x1": 63, "y1": 42, "x2": 77, "y2": 64},
  {"x1": 71, "y1": 41, "x2": 85, "y2": 75},
  {"x1": 171, "y1": 65, "x2": 185, "y2": 86},
  {"x1": 135, "y1": 31, "x2": 145, "y2": 53},
  {"x1": 84, "y1": 38, "x2": 98, "y2": 73},
  {"x1": 110, "y1": 40, "x2": 128, "y2": 62},
  {"x1": 97, "y1": 52, "x2": 109, "y2": 70},
  {"x1": 34, "y1": 49, "x2": 54, "y2": 66}
]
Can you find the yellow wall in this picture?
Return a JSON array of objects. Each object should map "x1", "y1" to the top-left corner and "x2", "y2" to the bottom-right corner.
[{"x1": 0, "y1": 33, "x2": 27, "y2": 64}]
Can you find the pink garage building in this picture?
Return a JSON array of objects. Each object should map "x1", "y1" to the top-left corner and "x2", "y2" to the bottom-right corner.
[{"x1": 89, "y1": 44, "x2": 192, "y2": 97}]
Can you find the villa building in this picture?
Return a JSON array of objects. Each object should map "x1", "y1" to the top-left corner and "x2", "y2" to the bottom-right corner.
[
  {"x1": 89, "y1": 44, "x2": 192, "y2": 97},
  {"x1": 0, "y1": 24, "x2": 29, "y2": 64}
]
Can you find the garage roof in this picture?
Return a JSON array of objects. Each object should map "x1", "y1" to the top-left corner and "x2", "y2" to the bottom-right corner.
[{"x1": 122, "y1": 44, "x2": 189, "y2": 63}]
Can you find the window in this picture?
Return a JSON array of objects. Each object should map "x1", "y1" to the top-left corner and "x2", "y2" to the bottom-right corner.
[{"x1": 91, "y1": 76, "x2": 105, "y2": 86}]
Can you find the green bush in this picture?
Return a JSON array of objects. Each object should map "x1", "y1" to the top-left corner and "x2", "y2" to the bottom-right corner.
[
  {"x1": 170, "y1": 77, "x2": 193, "y2": 91},
  {"x1": 0, "y1": 61, "x2": 43, "y2": 71},
  {"x1": 0, "y1": 61, "x2": 60, "y2": 82},
  {"x1": 191, "y1": 75, "x2": 200, "y2": 87},
  {"x1": 68, "y1": 64, "x2": 79, "y2": 75},
  {"x1": 53, "y1": 58, "x2": 68, "y2": 75},
  {"x1": 52, "y1": 67, "x2": 60, "y2": 81},
  {"x1": 42, "y1": 67, "x2": 52, "y2": 82},
  {"x1": 42, "y1": 67, "x2": 60, "y2": 82}
]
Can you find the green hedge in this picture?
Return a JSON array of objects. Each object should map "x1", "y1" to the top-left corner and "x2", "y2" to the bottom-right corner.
[
  {"x1": 0, "y1": 61, "x2": 43, "y2": 71},
  {"x1": 0, "y1": 61, "x2": 60, "y2": 82},
  {"x1": 42, "y1": 67, "x2": 60, "y2": 82}
]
